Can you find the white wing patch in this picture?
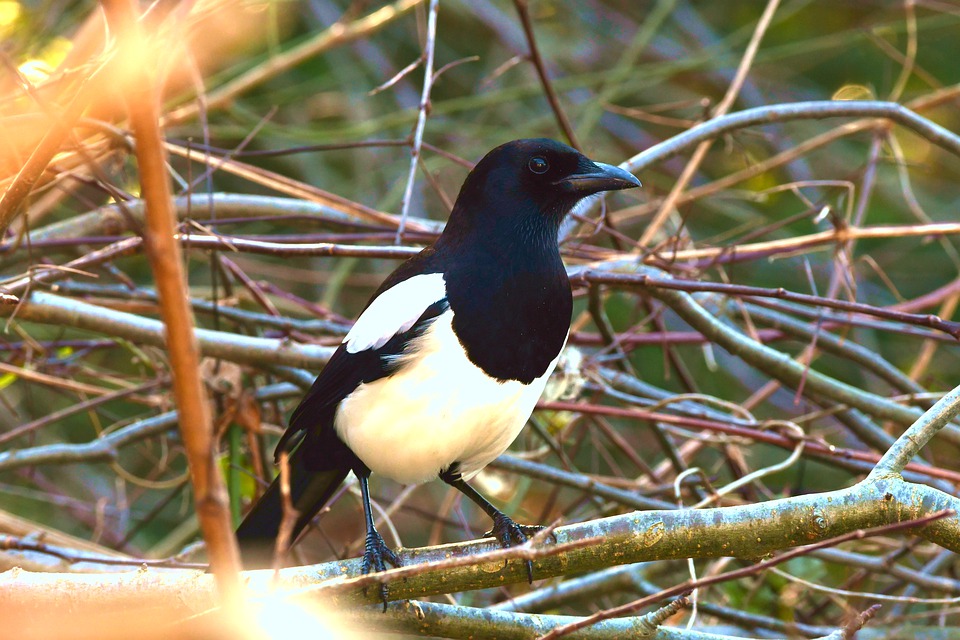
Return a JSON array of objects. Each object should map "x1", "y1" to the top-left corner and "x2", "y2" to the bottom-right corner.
[{"x1": 343, "y1": 272, "x2": 447, "y2": 354}]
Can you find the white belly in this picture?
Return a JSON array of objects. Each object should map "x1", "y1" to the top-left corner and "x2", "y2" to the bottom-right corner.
[{"x1": 334, "y1": 311, "x2": 559, "y2": 484}]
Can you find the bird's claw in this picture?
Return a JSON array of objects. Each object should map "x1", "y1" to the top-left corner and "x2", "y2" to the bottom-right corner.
[
  {"x1": 361, "y1": 528, "x2": 401, "y2": 611},
  {"x1": 483, "y1": 513, "x2": 544, "y2": 584}
]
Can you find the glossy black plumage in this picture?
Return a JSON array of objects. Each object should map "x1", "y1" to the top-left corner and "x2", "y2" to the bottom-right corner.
[{"x1": 236, "y1": 139, "x2": 640, "y2": 596}]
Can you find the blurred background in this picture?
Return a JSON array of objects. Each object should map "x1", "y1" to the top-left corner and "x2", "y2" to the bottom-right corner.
[{"x1": 1, "y1": 0, "x2": 960, "y2": 636}]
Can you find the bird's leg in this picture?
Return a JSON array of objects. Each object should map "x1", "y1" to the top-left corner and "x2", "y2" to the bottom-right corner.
[
  {"x1": 440, "y1": 467, "x2": 541, "y2": 583},
  {"x1": 357, "y1": 471, "x2": 401, "y2": 611}
]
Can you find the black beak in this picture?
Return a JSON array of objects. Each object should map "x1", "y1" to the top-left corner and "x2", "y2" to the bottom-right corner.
[{"x1": 556, "y1": 161, "x2": 642, "y2": 195}]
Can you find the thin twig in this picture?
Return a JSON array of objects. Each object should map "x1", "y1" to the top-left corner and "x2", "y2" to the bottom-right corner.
[
  {"x1": 0, "y1": 361, "x2": 135, "y2": 398},
  {"x1": 0, "y1": 379, "x2": 164, "y2": 446},
  {"x1": 888, "y1": 0, "x2": 917, "y2": 101},
  {"x1": 840, "y1": 604, "x2": 884, "y2": 639},
  {"x1": 573, "y1": 270, "x2": 960, "y2": 340},
  {"x1": 512, "y1": 0, "x2": 581, "y2": 149},
  {"x1": 0, "y1": 535, "x2": 205, "y2": 570},
  {"x1": 396, "y1": 0, "x2": 439, "y2": 241},
  {"x1": 166, "y1": 0, "x2": 425, "y2": 123},
  {"x1": 272, "y1": 451, "x2": 298, "y2": 573},
  {"x1": 538, "y1": 400, "x2": 960, "y2": 483},
  {"x1": 0, "y1": 61, "x2": 115, "y2": 235},
  {"x1": 164, "y1": 143, "x2": 420, "y2": 230},
  {"x1": 637, "y1": 0, "x2": 781, "y2": 247}
]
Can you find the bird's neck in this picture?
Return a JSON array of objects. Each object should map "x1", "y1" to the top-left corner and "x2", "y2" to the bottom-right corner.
[
  {"x1": 436, "y1": 207, "x2": 571, "y2": 384},
  {"x1": 438, "y1": 199, "x2": 564, "y2": 271}
]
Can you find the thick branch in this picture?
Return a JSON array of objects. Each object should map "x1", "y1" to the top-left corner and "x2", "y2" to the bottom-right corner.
[
  {"x1": 625, "y1": 100, "x2": 960, "y2": 173},
  {"x1": 105, "y1": 0, "x2": 241, "y2": 593},
  {"x1": 2, "y1": 477, "x2": 957, "y2": 611},
  {"x1": 352, "y1": 600, "x2": 952, "y2": 640},
  {"x1": 872, "y1": 382, "x2": 960, "y2": 477},
  {"x1": 573, "y1": 264, "x2": 941, "y2": 434},
  {"x1": 2, "y1": 291, "x2": 334, "y2": 369},
  {"x1": 352, "y1": 600, "x2": 723, "y2": 640},
  {"x1": 0, "y1": 383, "x2": 297, "y2": 474}
]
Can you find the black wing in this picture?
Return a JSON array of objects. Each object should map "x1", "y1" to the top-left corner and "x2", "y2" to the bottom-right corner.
[{"x1": 238, "y1": 294, "x2": 443, "y2": 564}]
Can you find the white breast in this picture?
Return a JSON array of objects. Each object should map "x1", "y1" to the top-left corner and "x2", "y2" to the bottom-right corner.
[{"x1": 334, "y1": 310, "x2": 561, "y2": 484}]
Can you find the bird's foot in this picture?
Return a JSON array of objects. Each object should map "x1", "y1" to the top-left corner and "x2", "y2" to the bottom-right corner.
[
  {"x1": 361, "y1": 527, "x2": 402, "y2": 611},
  {"x1": 483, "y1": 513, "x2": 544, "y2": 584}
]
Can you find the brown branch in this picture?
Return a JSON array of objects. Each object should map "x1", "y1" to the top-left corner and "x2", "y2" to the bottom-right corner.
[
  {"x1": 163, "y1": 143, "x2": 419, "y2": 230},
  {"x1": 0, "y1": 379, "x2": 163, "y2": 446},
  {"x1": 99, "y1": 0, "x2": 241, "y2": 602},
  {"x1": 5, "y1": 482, "x2": 955, "y2": 615},
  {"x1": 572, "y1": 270, "x2": 960, "y2": 340},
  {"x1": 658, "y1": 220, "x2": 960, "y2": 268},
  {"x1": 0, "y1": 535, "x2": 204, "y2": 570},
  {"x1": 272, "y1": 451, "x2": 298, "y2": 572},
  {"x1": 637, "y1": 0, "x2": 781, "y2": 247},
  {"x1": 1, "y1": 236, "x2": 143, "y2": 296},
  {"x1": 512, "y1": 0, "x2": 581, "y2": 150},
  {"x1": 538, "y1": 400, "x2": 960, "y2": 483},
  {"x1": 0, "y1": 65, "x2": 112, "y2": 235},
  {"x1": 165, "y1": 0, "x2": 425, "y2": 124},
  {"x1": 892, "y1": 275, "x2": 960, "y2": 313},
  {"x1": 0, "y1": 361, "x2": 136, "y2": 398},
  {"x1": 842, "y1": 604, "x2": 884, "y2": 639}
]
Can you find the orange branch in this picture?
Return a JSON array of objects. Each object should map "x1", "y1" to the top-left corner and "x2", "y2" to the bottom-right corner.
[{"x1": 99, "y1": 0, "x2": 242, "y2": 603}]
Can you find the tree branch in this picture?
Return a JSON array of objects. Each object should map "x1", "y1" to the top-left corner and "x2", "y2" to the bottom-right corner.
[
  {"x1": 871, "y1": 382, "x2": 960, "y2": 477},
  {"x1": 571, "y1": 264, "x2": 945, "y2": 435},
  {"x1": 0, "y1": 383, "x2": 297, "y2": 474},
  {"x1": 2, "y1": 291, "x2": 334, "y2": 370},
  {"x1": 396, "y1": 0, "x2": 439, "y2": 240},
  {"x1": 625, "y1": 101, "x2": 960, "y2": 174},
  {"x1": 512, "y1": 0, "x2": 581, "y2": 149},
  {"x1": 101, "y1": 0, "x2": 241, "y2": 596},
  {"x1": 2, "y1": 476, "x2": 957, "y2": 610},
  {"x1": 166, "y1": 0, "x2": 425, "y2": 123}
]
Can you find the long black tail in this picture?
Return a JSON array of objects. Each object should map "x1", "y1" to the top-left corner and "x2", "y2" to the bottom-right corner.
[{"x1": 235, "y1": 445, "x2": 350, "y2": 568}]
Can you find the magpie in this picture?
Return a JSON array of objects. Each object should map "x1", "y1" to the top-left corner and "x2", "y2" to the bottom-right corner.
[{"x1": 236, "y1": 138, "x2": 640, "y2": 600}]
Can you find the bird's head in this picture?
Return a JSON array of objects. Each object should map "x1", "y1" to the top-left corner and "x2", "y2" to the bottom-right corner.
[{"x1": 446, "y1": 138, "x2": 641, "y2": 239}]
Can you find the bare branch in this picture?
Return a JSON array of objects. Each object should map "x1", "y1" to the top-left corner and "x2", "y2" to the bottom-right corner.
[
  {"x1": 625, "y1": 101, "x2": 960, "y2": 174},
  {"x1": 638, "y1": 0, "x2": 781, "y2": 246},
  {"x1": 396, "y1": 0, "x2": 439, "y2": 240},
  {"x1": 872, "y1": 383, "x2": 960, "y2": 478},
  {"x1": 2, "y1": 291, "x2": 334, "y2": 369},
  {"x1": 512, "y1": 0, "x2": 581, "y2": 150},
  {"x1": 3, "y1": 480, "x2": 958, "y2": 610},
  {"x1": 101, "y1": 0, "x2": 241, "y2": 599},
  {"x1": 166, "y1": 0, "x2": 425, "y2": 123}
]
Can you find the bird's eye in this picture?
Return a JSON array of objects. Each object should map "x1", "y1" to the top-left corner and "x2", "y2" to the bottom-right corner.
[{"x1": 528, "y1": 156, "x2": 549, "y2": 174}]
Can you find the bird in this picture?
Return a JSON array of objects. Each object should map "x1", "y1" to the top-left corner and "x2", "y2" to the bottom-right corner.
[{"x1": 236, "y1": 138, "x2": 641, "y2": 603}]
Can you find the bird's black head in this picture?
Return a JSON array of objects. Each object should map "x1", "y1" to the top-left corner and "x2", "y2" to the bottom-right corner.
[{"x1": 443, "y1": 138, "x2": 641, "y2": 243}]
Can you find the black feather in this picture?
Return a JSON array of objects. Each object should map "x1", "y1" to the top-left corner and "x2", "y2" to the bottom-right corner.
[{"x1": 236, "y1": 138, "x2": 640, "y2": 571}]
